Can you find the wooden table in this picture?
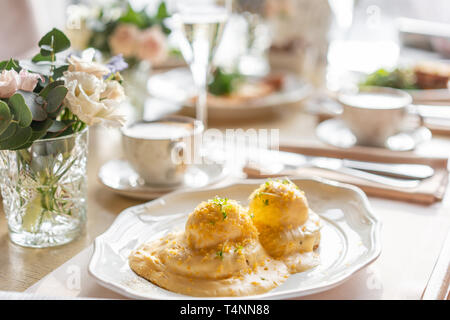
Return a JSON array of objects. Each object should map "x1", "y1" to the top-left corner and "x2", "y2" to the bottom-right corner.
[{"x1": 0, "y1": 108, "x2": 449, "y2": 299}]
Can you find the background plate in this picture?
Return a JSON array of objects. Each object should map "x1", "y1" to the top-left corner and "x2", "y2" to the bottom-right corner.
[{"x1": 147, "y1": 68, "x2": 312, "y2": 120}]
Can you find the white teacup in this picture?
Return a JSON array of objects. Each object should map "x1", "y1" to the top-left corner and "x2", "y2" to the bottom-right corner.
[
  {"x1": 338, "y1": 86, "x2": 413, "y2": 147},
  {"x1": 121, "y1": 116, "x2": 204, "y2": 186}
]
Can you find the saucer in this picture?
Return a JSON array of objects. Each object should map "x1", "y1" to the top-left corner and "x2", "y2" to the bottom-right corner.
[
  {"x1": 98, "y1": 159, "x2": 229, "y2": 200},
  {"x1": 316, "y1": 119, "x2": 432, "y2": 151}
]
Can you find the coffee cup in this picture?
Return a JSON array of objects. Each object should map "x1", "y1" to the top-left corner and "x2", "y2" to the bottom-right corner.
[
  {"x1": 121, "y1": 116, "x2": 204, "y2": 186},
  {"x1": 338, "y1": 86, "x2": 412, "y2": 147}
]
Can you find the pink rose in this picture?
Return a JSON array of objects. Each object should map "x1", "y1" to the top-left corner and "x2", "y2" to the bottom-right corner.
[
  {"x1": 0, "y1": 69, "x2": 43, "y2": 98},
  {"x1": 18, "y1": 70, "x2": 43, "y2": 92},
  {"x1": 265, "y1": 0, "x2": 295, "y2": 18},
  {"x1": 136, "y1": 26, "x2": 168, "y2": 65},
  {"x1": 0, "y1": 70, "x2": 21, "y2": 98},
  {"x1": 108, "y1": 24, "x2": 139, "y2": 58}
]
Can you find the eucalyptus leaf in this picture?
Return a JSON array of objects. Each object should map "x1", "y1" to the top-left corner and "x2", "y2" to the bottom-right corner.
[
  {"x1": 52, "y1": 64, "x2": 69, "y2": 79},
  {"x1": 39, "y1": 80, "x2": 65, "y2": 99},
  {"x1": 0, "y1": 126, "x2": 32, "y2": 150},
  {"x1": 31, "y1": 53, "x2": 52, "y2": 63},
  {"x1": 0, "y1": 100, "x2": 12, "y2": 135},
  {"x1": 46, "y1": 86, "x2": 68, "y2": 116},
  {"x1": 0, "y1": 122, "x2": 17, "y2": 142},
  {"x1": 0, "y1": 59, "x2": 21, "y2": 71},
  {"x1": 47, "y1": 120, "x2": 73, "y2": 133},
  {"x1": 38, "y1": 28, "x2": 71, "y2": 56},
  {"x1": 8, "y1": 93, "x2": 33, "y2": 127},
  {"x1": 30, "y1": 118, "x2": 53, "y2": 141},
  {"x1": 18, "y1": 90, "x2": 47, "y2": 121},
  {"x1": 11, "y1": 141, "x2": 33, "y2": 150}
]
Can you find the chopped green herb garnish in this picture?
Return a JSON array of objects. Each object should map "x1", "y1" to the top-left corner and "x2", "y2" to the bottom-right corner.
[
  {"x1": 216, "y1": 250, "x2": 223, "y2": 259},
  {"x1": 234, "y1": 245, "x2": 244, "y2": 252},
  {"x1": 263, "y1": 199, "x2": 269, "y2": 206},
  {"x1": 212, "y1": 196, "x2": 230, "y2": 220}
]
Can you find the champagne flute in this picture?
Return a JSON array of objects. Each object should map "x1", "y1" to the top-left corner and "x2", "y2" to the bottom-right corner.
[{"x1": 172, "y1": 0, "x2": 231, "y2": 128}]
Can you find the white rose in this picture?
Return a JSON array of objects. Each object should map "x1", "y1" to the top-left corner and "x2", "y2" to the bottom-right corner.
[
  {"x1": 67, "y1": 55, "x2": 110, "y2": 79},
  {"x1": 97, "y1": 80, "x2": 127, "y2": 127},
  {"x1": 63, "y1": 71, "x2": 126, "y2": 127},
  {"x1": 101, "y1": 80, "x2": 125, "y2": 101}
]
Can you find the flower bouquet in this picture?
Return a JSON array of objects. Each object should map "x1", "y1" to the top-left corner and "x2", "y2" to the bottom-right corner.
[
  {"x1": 67, "y1": 1, "x2": 180, "y2": 69},
  {"x1": 0, "y1": 28, "x2": 126, "y2": 247}
]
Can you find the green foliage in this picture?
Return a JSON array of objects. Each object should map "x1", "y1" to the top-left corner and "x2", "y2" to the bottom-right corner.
[
  {"x1": 39, "y1": 80, "x2": 65, "y2": 98},
  {"x1": 0, "y1": 81, "x2": 68, "y2": 150},
  {"x1": 208, "y1": 68, "x2": 244, "y2": 96},
  {"x1": 0, "y1": 59, "x2": 21, "y2": 72},
  {"x1": 31, "y1": 28, "x2": 71, "y2": 83},
  {"x1": 360, "y1": 68, "x2": 418, "y2": 90},
  {"x1": 154, "y1": 2, "x2": 171, "y2": 34},
  {"x1": 0, "y1": 122, "x2": 17, "y2": 142},
  {"x1": 119, "y1": 2, "x2": 170, "y2": 32},
  {"x1": 53, "y1": 64, "x2": 69, "y2": 79},
  {"x1": 38, "y1": 28, "x2": 71, "y2": 56},
  {"x1": 20, "y1": 91, "x2": 47, "y2": 121},
  {"x1": 31, "y1": 53, "x2": 52, "y2": 63},
  {"x1": 46, "y1": 86, "x2": 68, "y2": 116},
  {"x1": 0, "y1": 126, "x2": 32, "y2": 150},
  {"x1": 8, "y1": 93, "x2": 33, "y2": 127},
  {"x1": 30, "y1": 118, "x2": 53, "y2": 141},
  {"x1": 119, "y1": 4, "x2": 151, "y2": 29},
  {"x1": 0, "y1": 101, "x2": 12, "y2": 135}
]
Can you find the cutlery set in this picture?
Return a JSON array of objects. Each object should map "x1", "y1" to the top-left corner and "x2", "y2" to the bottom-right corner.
[{"x1": 246, "y1": 149, "x2": 435, "y2": 188}]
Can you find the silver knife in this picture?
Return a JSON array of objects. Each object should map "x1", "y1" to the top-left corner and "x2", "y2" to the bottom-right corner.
[
  {"x1": 246, "y1": 149, "x2": 433, "y2": 188},
  {"x1": 309, "y1": 157, "x2": 434, "y2": 180}
]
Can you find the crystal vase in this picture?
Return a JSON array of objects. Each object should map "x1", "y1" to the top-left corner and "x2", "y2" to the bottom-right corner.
[{"x1": 0, "y1": 128, "x2": 88, "y2": 248}]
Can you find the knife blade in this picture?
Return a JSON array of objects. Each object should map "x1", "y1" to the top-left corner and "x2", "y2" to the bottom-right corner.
[{"x1": 244, "y1": 150, "x2": 434, "y2": 181}]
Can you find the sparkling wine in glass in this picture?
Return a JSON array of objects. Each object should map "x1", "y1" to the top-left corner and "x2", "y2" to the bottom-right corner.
[{"x1": 173, "y1": 0, "x2": 231, "y2": 127}]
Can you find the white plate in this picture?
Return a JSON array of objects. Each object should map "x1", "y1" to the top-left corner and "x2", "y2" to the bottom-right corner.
[
  {"x1": 98, "y1": 159, "x2": 229, "y2": 200},
  {"x1": 147, "y1": 68, "x2": 312, "y2": 120},
  {"x1": 89, "y1": 177, "x2": 382, "y2": 299}
]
